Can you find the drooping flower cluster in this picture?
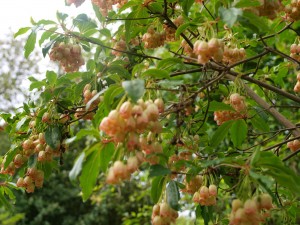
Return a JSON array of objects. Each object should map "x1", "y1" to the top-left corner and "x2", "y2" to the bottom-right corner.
[
  {"x1": 92, "y1": 0, "x2": 128, "y2": 17},
  {"x1": 214, "y1": 93, "x2": 247, "y2": 125},
  {"x1": 294, "y1": 73, "x2": 300, "y2": 92},
  {"x1": 66, "y1": 0, "x2": 85, "y2": 7},
  {"x1": 16, "y1": 168, "x2": 44, "y2": 193},
  {"x1": 112, "y1": 39, "x2": 127, "y2": 56},
  {"x1": 106, "y1": 155, "x2": 143, "y2": 184},
  {"x1": 192, "y1": 185, "x2": 217, "y2": 206},
  {"x1": 290, "y1": 43, "x2": 300, "y2": 61},
  {"x1": 257, "y1": 0, "x2": 283, "y2": 19},
  {"x1": 193, "y1": 38, "x2": 224, "y2": 64},
  {"x1": 151, "y1": 203, "x2": 179, "y2": 225},
  {"x1": 287, "y1": 139, "x2": 300, "y2": 152},
  {"x1": 49, "y1": 42, "x2": 85, "y2": 73},
  {"x1": 229, "y1": 194, "x2": 273, "y2": 225},
  {"x1": 223, "y1": 47, "x2": 246, "y2": 64},
  {"x1": 163, "y1": 16, "x2": 184, "y2": 42},
  {"x1": 142, "y1": 26, "x2": 166, "y2": 49},
  {"x1": 285, "y1": 0, "x2": 300, "y2": 21},
  {"x1": 181, "y1": 175, "x2": 203, "y2": 194},
  {"x1": 75, "y1": 84, "x2": 102, "y2": 120}
]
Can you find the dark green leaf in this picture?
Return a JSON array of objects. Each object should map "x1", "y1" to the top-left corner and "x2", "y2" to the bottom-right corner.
[
  {"x1": 141, "y1": 69, "x2": 170, "y2": 79},
  {"x1": 46, "y1": 71, "x2": 57, "y2": 86},
  {"x1": 24, "y1": 32, "x2": 37, "y2": 58},
  {"x1": 208, "y1": 101, "x2": 234, "y2": 112},
  {"x1": 151, "y1": 176, "x2": 165, "y2": 203},
  {"x1": 99, "y1": 143, "x2": 114, "y2": 172},
  {"x1": 210, "y1": 120, "x2": 234, "y2": 148},
  {"x1": 234, "y1": 0, "x2": 262, "y2": 8},
  {"x1": 166, "y1": 180, "x2": 180, "y2": 210},
  {"x1": 229, "y1": 119, "x2": 248, "y2": 147},
  {"x1": 149, "y1": 164, "x2": 171, "y2": 177}
]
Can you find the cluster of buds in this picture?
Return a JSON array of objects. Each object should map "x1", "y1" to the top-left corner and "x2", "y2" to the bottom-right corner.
[
  {"x1": 285, "y1": 0, "x2": 300, "y2": 21},
  {"x1": 287, "y1": 139, "x2": 300, "y2": 152},
  {"x1": 223, "y1": 47, "x2": 246, "y2": 64},
  {"x1": 151, "y1": 203, "x2": 179, "y2": 225},
  {"x1": 193, "y1": 38, "x2": 224, "y2": 64},
  {"x1": 290, "y1": 44, "x2": 300, "y2": 61},
  {"x1": 193, "y1": 185, "x2": 217, "y2": 206},
  {"x1": 181, "y1": 175, "x2": 203, "y2": 194},
  {"x1": 0, "y1": 131, "x2": 61, "y2": 176},
  {"x1": 49, "y1": 42, "x2": 84, "y2": 73},
  {"x1": 229, "y1": 194, "x2": 273, "y2": 225},
  {"x1": 112, "y1": 39, "x2": 127, "y2": 56},
  {"x1": 294, "y1": 73, "x2": 300, "y2": 92},
  {"x1": 75, "y1": 84, "x2": 102, "y2": 120},
  {"x1": 106, "y1": 155, "x2": 143, "y2": 184},
  {"x1": 92, "y1": 0, "x2": 127, "y2": 17},
  {"x1": 16, "y1": 168, "x2": 44, "y2": 193},
  {"x1": 168, "y1": 151, "x2": 193, "y2": 173},
  {"x1": 66, "y1": 0, "x2": 85, "y2": 7},
  {"x1": 163, "y1": 16, "x2": 184, "y2": 42},
  {"x1": 100, "y1": 98, "x2": 164, "y2": 165},
  {"x1": 257, "y1": 0, "x2": 283, "y2": 19},
  {"x1": 214, "y1": 93, "x2": 247, "y2": 125},
  {"x1": 181, "y1": 40, "x2": 196, "y2": 59},
  {"x1": 142, "y1": 26, "x2": 166, "y2": 49}
]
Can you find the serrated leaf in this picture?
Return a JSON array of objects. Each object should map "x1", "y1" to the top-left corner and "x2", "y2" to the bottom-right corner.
[
  {"x1": 99, "y1": 143, "x2": 114, "y2": 172},
  {"x1": 149, "y1": 164, "x2": 171, "y2": 177},
  {"x1": 251, "y1": 114, "x2": 270, "y2": 132},
  {"x1": 219, "y1": 7, "x2": 242, "y2": 28},
  {"x1": 157, "y1": 58, "x2": 183, "y2": 69},
  {"x1": 151, "y1": 176, "x2": 165, "y2": 203},
  {"x1": 211, "y1": 120, "x2": 234, "y2": 148},
  {"x1": 29, "y1": 81, "x2": 46, "y2": 91},
  {"x1": 142, "y1": 69, "x2": 170, "y2": 79},
  {"x1": 79, "y1": 143, "x2": 102, "y2": 201},
  {"x1": 179, "y1": 0, "x2": 194, "y2": 16},
  {"x1": 175, "y1": 22, "x2": 193, "y2": 38},
  {"x1": 69, "y1": 152, "x2": 85, "y2": 183},
  {"x1": 166, "y1": 180, "x2": 180, "y2": 210},
  {"x1": 230, "y1": 119, "x2": 248, "y2": 147},
  {"x1": 14, "y1": 27, "x2": 31, "y2": 38},
  {"x1": 208, "y1": 101, "x2": 234, "y2": 112},
  {"x1": 122, "y1": 79, "x2": 145, "y2": 102},
  {"x1": 45, "y1": 126, "x2": 61, "y2": 150},
  {"x1": 39, "y1": 27, "x2": 57, "y2": 46},
  {"x1": 24, "y1": 32, "x2": 37, "y2": 58},
  {"x1": 240, "y1": 11, "x2": 270, "y2": 33}
]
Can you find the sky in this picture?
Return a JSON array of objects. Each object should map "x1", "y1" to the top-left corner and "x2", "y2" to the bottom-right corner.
[{"x1": 0, "y1": 0, "x2": 92, "y2": 32}]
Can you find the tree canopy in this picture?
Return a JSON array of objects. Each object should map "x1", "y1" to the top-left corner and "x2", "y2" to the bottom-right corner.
[{"x1": 1, "y1": 0, "x2": 300, "y2": 224}]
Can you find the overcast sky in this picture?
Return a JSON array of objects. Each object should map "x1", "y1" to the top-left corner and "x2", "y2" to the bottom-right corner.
[{"x1": 0, "y1": 0, "x2": 92, "y2": 33}]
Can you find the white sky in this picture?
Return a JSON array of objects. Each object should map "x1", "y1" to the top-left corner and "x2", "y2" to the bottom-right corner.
[{"x1": 0, "y1": 0, "x2": 92, "y2": 32}]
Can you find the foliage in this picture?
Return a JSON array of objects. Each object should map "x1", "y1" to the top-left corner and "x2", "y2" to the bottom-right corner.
[{"x1": 1, "y1": 0, "x2": 300, "y2": 224}]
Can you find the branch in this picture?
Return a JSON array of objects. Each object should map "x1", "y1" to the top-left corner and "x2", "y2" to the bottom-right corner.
[{"x1": 226, "y1": 74, "x2": 300, "y2": 137}]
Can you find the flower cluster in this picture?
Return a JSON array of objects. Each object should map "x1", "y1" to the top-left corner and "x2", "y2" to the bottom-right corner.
[
  {"x1": 106, "y1": 155, "x2": 143, "y2": 184},
  {"x1": 92, "y1": 0, "x2": 127, "y2": 17},
  {"x1": 112, "y1": 39, "x2": 127, "y2": 56},
  {"x1": 151, "y1": 203, "x2": 179, "y2": 225},
  {"x1": 290, "y1": 43, "x2": 300, "y2": 61},
  {"x1": 75, "y1": 84, "x2": 102, "y2": 120},
  {"x1": 287, "y1": 139, "x2": 300, "y2": 152},
  {"x1": 223, "y1": 47, "x2": 246, "y2": 64},
  {"x1": 49, "y1": 42, "x2": 84, "y2": 73},
  {"x1": 181, "y1": 175, "x2": 203, "y2": 194},
  {"x1": 193, "y1": 38, "x2": 224, "y2": 64},
  {"x1": 66, "y1": 0, "x2": 85, "y2": 7},
  {"x1": 16, "y1": 168, "x2": 44, "y2": 193},
  {"x1": 192, "y1": 185, "x2": 217, "y2": 206},
  {"x1": 285, "y1": 0, "x2": 300, "y2": 21},
  {"x1": 229, "y1": 194, "x2": 273, "y2": 225},
  {"x1": 294, "y1": 73, "x2": 300, "y2": 92},
  {"x1": 214, "y1": 93, "x2": 247, "y2": 125},
  {"x1": 142, "y1": 27, "x2": 166, "y2": 49}
]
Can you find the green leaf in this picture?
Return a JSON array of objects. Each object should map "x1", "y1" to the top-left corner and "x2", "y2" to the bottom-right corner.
[
  {"x1": 99, "y1": 143, "x2": 115, "y2": 172},
  {"x1": 151, "y1": 176, "x2": 165, "y2": 203},
  {"x1": 24, "y1": 32, "x2": 37, "y2": 58},
  {"x1": 107, "y1": 64, "x2": 131, "y2": 80},
  {"x1": 175, "y1": 22, "x2": 193, "y2": 38},
  {"x1": 166, "y1": 180, "x2": 180, "y2": 211},
  {"x1": 240, "y1": 11, "x2": 270, "y2": 33},
  {"x1": 218, "y1": 7, "x2": 242, "y2": 28},
  {"x1": 122, "y1": 79, "x2": 145, "y2": 102},
  {"x1": 0, "y1": 189, "x2": 13, "y2": 213},
  {"x1": 141, "y1": 69, "x2": 170, "y2": 79},
  {"x1": 250, "y1": 114, "x2": 270, "y2": 132},
  {"x1": 69, "y1": 152, "x2": 85, "y2": 183},
  {"x1": 149, "y1": 164, "x2": 171, "y2": 177},
  {"x1": 75, "y1": 129, "x2": 100, "y2": 141},
  {"x1": 29, "y1": 81, "x2": 46, "y2": 91},
  {"x1": 14, "y1": 27, "x2": 31, "y2": 38},
  {"x1": 210, "y1": 120, "x2": 234, "y2": 148},
  {"x1": 39, "y1": 27, "x2": 57, "y2": 46},
  {"x1": 45, "y1": 125, "x2": 61, "y2": 150},
  {"x1": 229, "y1": 119, "x2": 248, "y2": 147},
  {"x1": 208, "y1": 101, "x2": 234, "y2": 112},
  {"x1": 46, "y1": 71, "x2": 57, "y2": 86},
  {"x1": 234, "y1": 0, "x2": 262, "y2": 8},
  {"x1": 157, "y1": 58, "x2": 183, "y2": 70},
  {"x1": 73, "y1": 14, "x2": 97, "y2": 33},
  {"x1": 79, "y1": 143, "x2": 102, "y2": 201},
  {"x1": 179, "y1": 0, "x2": 194, "y2": 16}
]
